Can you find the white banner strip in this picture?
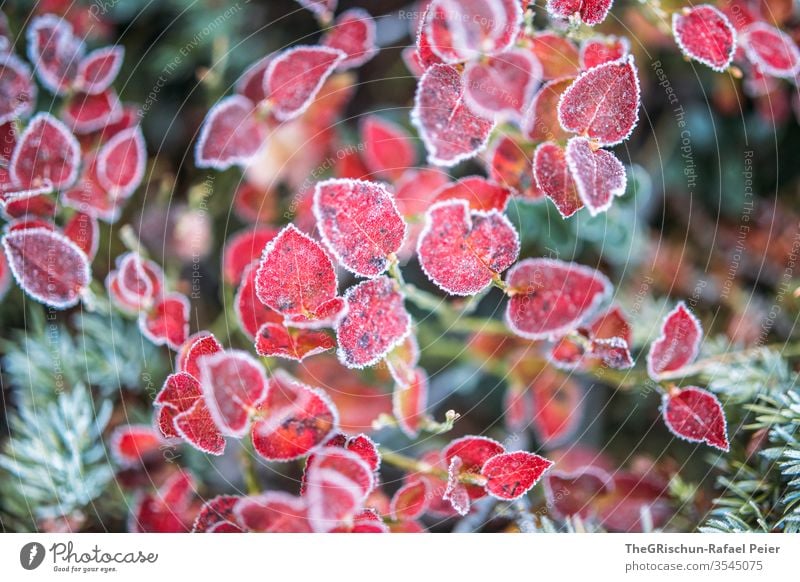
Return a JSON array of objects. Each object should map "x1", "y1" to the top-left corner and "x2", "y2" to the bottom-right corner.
[{"x1": 1, "y1": 533, "x2": 795, "y2": 581}]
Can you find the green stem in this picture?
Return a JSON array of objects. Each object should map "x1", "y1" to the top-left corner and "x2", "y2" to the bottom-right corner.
[
  {"x1": 241, "y1": 439, "x2": 261, "y2": 495},
  {"x1": 378, "y1": 447, "x2": 486, "y2": 486}
]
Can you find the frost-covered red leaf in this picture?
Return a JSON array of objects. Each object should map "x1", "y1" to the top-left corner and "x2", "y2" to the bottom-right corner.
[
  {"x1": 392, "y1": 367, "x2": 429, "y2": 438},
  {"x1": 418, "y1": 199, "x2": 519, "y2": 296},
  {"x1": 313, "y1": 179, "x2": 407, "y2": 277},
  {"x1": 155, "y1": 373, "x2": 226, "y2": 455},
  {"x1": 96, "y1": 126, "x2": 146, "y2": 198},
  {"x1": 741, "y1": 22, "x2": 800, "y2": 79},
  {"x1": 265, "y1": 46, "x2": 345, "y2": 121},
  {"x1": 2, "y1": 227, "x2": 90, "y2": 309},
  {"x1": 192, "y1": 495, "x2": 243, "y2": 533},
  {"x1": 672, "y1": 5, "x2": 736, "y2": 72},
  {"x1": 251, "y1": 370, "x2": 338, "y2": 461},
  {"x1": 524, "y1": 77, "x2": 574, "y2": 143},
  {"x1": 411, "y1": 64, "x2": 495, "y2": 167},
  {"x1": 444, "y1": 435, "x2": 505, "y2": 500},
  {"x1": 444, "y1": 457, "x2": 471, "y2": 515},
  {"x1": 235, "y1": 492, "x2": 312, "y2": 533},
  {"x1": 390, "y1": 479, "x2": 431, "y2": 521},
  {"x1": 321, "y1": 9, "x2": 377, "y2": 70},
  {"x1": 235, "y1": 262, "x2": 283, "y2": 339},
  {"x1": 255, "y1": 322, "x2": 335, "y2": 361},
  {"x1": 0, "y1": 54, "x2": 37, "y2": 125},
  {"x1": 75, "y1": 46, "x2": 124, "y2": 94},
  {"x1": 110, "y1": 252, "x2": 163, "y2": 312},
  {"x1": 195, "y1": 95, "x2": 265, "y2": 169},
  {"x1": 662, "y1": 387, "x2": 729, "y2": 451},
  {"x1": 565, "y1": 137, "x2": 627, "y2": 216},
  {"x1": 425, "y1": 0, "x2": 522, "y2": 63},
  {"x1": 336, "y1": 276, "x2": 411, "y2": 368},
  {"x1": 63, "y1": 90, "x2": 123, "y2": 134},
  {"x1": 305, "y1": 447, "x2": 374, "y2": 532},
  {"x1": 557, "y1": 56, "x2": 640, "y2": 147},
  {"x1": 198, "y1": 350, "x2": 268, "y2": 437},
  {"x1": 481, "y1": 451, "x2": 553, "y2": 500},
  {"x1": 546, "y1": 0, "x2": 614, "y2": 26},
  {"x1": 109, "y1": 424, "x2": 164, "y2": 467},
  {"x1": 11, "y1": 113, "x2": 80, "y2": 189},
  {"x1": 530, "y1": 369, "x2": 584, "y2": 445},
  {"x1": 463, "y1": 49, "x2": 542, "y2": 119},
  {"x1": 386, "y1": 334, "x2": 421, "y2": 386},
  {"x1": 222, "y1": 227, "x2": 278, "y2": 285},
  {"x1": 26, "y1": 15, "x2": 84, "y2": 95},
  {"x1": 255, "y1": 225, "x2": 340, "y2": 323},
  {"x1": 433, "y1": 176, "x2": 512, "y2": 212},
  {"x1": 63, "y1": 211, "x2": 99, "y2": 260},
  {"x1": 580, "y1": 36, "x2": 630, "y2": 70},
  {"x1": 129, "y1": 471, "x2": 195, "y2": 532},
  {"x1": 139, "y1": 292, "x2": 189, "y2": 350},
  {"x1": 177, "y1": 332, "x2": 223, "y2": 379},
  {"x1": 360, "y1": 116, "x2": 416, "y2": 181},
  {"x1": 647, "y1": 302, "x2": 702, "y2": 379},
  {"x1": 533, "y1": 141, "x2": 583, "y2": 218},
  {"x1": 505, "y1": 258, "x2": 612, "y2": 340}
]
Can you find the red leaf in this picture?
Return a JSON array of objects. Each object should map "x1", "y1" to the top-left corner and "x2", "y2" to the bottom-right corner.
[
  {"x1": 546, "y1": 0, "x2": 613, "y2": 26},
  {"x1": 444, "y1": 435, "x2": 505, "y2": 501},
  {"x1": 394, "y1": 167, "x2": 449, "y2": 217},
  {"x1": 444, "y1": 457, "x2": 471, "y2": 515},
  {"x1": 390, "y1": 479, "x2": 431, "y2": 521},
  {"x1": 192, "y1": 496, "x2": 243, "y2": 533},
  {"x1": 593, "y1": 472, "x2": 672, "y2": 532},
  {"x1": 432, "y1": 176, "x2": 512, "y2": 212},
  {"x1": 662, "y1": 386, "x2": 729, "y2": 451},
  {"x1": 0, "y1": 54, "x2": 37, "y2": 125},
  {"x1": 505, "y1": 258, "x2": 612, "y2": 340},
  {"x1": 10, "y1": 113, "x2": 80, "y2": 189},
  {"x1": 177, "y1": 332, "x2": 223, "y2": 379},
  {"x1": 301, "y1": 432, "x2": 381, "y2": 493},
  {"x1": 265, "y1": 46, "x2": 345, "y2": 121},
  {"x1": 199, "y1": 350, "x2": 269, "y2": 437},
  {"x1": 481, "y1": 451, "x2": 553, "y2": 500},
  {"x1": 155, "y1": 372, "x2": 202, "y2": 439},
  {"x1": 109, "y1": 424, "x2": 163, "y2": 467},
  {"x1": 580, "y1": 35, "x2": 630, "y2": 70},
  {"x1": 336, "y1": 276, "x2": 411, "y2": 368},
  {"x1": 418, "y1": 199, "x2": 519, "y2": 296},
  {"x1": 251, "y1": 370, "x2": 339, "y2": 461},
  {"x1": 173, "y1": 399, "x2": 226, "y2": 455},
  {"x1": 385, "y1": 333, "x2": 421, "y2": 386},
  {"x1": 544, "y1": 466, "x2": 613, "y2": 519},
  {"x1": 75, "y1": 45, "x2": 124, "y2": 94},
  {"x1": 63, "y1": 211, "x2": 99, "y2": 260},
  {"x1": 487, "y1": 136, "x2": 542, "y2": 200},
  {"x1": 531, "y1": 368, "x2": 584, "y2": 445},
  {"x1": 672, "y1": 6, "x2": 736, "y2": 72},
  {"x1": 255, "y1": 322, "x2": 335, "y2": 361},
  {"x1": 523, "y1": 77, "x2": 574, "y2": 143},
  {"x1": 195, "y1": 95, "x2": 265, "y2": 169},
  {"x1": 646, "y1": 302, "x2": 702, "y2": 379},
  {"x1": 138, "y1": 292, "x2": 189, "y2": 350},
  {"x1": 255, "y1": 224, "x2": 340, "y2": 323},
  {"x1": 557, "y1": 55, "x2": 640, "y2": 146},
  {"x1": 26, "y1": 15, "x2": 84, "y2": 95},
  {"x1": 742, "y1": 22, "x2": 800, "y2": 79},
  {"x1": 235, "y1": 262, "x2": 283, "y2": 339},
  {"x1": 463, "y1": 49, "x2": 542, "y2": 119},
  {"x1": 392, "y1": 367, "x2": 429, "y2": 438},
  {"x1": 110, "y1": 252, "x2": 163, "y2": 312},
  {"x1": 589, "y1": 336, "x2": 633, "y2": 369},
  {"x1": 96, "y1": 125, "x2": 146, "y2": 198},
  {"x1": 2, "y1": 227, "x2": 90, "y2": 309},
  {"x1": 235, "y1": 55, "x2": 272, "y2": 103},
  {"x1": 129, "y1": 471, "x2": 195, "y2": 532},
  {"x1": 62, "y1": 160, "x2": 123, "y2": 222},
  {"x1": 565, "y1": 137, "x2": 627, "y2": 216},
  {"x1": 313, "y1": 178, "x2": 407, "y2": 277},
  {"x1": 63, "y1": 90, "x2": 123, "y2": 134},
  {"x1": 305, "y1": 447, "x2": 374, "y2": 532},
  {"x1": 321, "y1": 8, "x2": 377, "y2": 70},
  {"x1": 235, "y1": 492, "x2": 312, "y2": 532},
  {"x1": 503, "y1": 383, "x2": 535, "y2": 432},
  {"x1": 425, "y1": 0, "x2": 522, "y2": 63},
  {"x1": 527, "y1": 32, "x2": 580, "y2": 80},
  {"x1": 533, "y1": 141, "x2": 583, "y2": 218},
  {"x1": 411, "y1": 64, "x2": 495, "y2": 167},
  {"x1": 222, "y1": 226, "x2": 278, "y2": 285},
  {"x1": 360, "y1": 115, "x2": 416, "y2": 181}
]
